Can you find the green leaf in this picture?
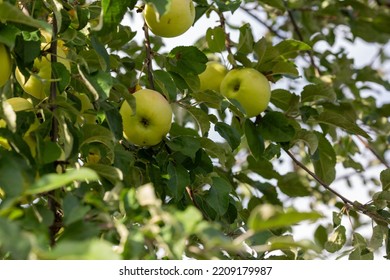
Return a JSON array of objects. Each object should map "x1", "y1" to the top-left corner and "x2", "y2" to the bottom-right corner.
[
  {"x1": 301, "y1": 83, "x2": 337, "y2": 103},
  {"x1": 0, "y1": 2, "x2": 51, "y2": 31},
  {"x1": 271, "y1": 89, "x2": 300, "y2": 112},
  {"x1": 85, "y1": 163, "x2": 123, "y2": 185},
  {"x1": 51, "y1": 62, "x2": 70, "y2": 93},
  {"x1": 311, "y1": 132, "x2": 336, "y2": 185},
  {"x1": 205, "y1": 177, "x2": 232, "y2": 216},
  {"x1": 200, "y1": 137, "x2": 227, "y2": 166},
  {"x1": 368, "y1": 225, "x2": 387, "y2": 252},
  {"x1": 0, "y1": 217, "x2": 31, "y2": 259},
  {"x1": 44, "y1": 239, "x2": 120, "y2": 260},
  {"x1": 244, "y1": 119, "x2": 264, "y2": 160},
  {"x1": 98, "y1": 0, "x2": 131, "y2": 33},
  {"x1": 271, "y1": 60, "x2": 299, "y2": 77},
  {"x1": 214, "y1": 122, "x2": 241, "y2": 150},
  {"x1": 78, "y1": 67, "x2": 113, "y2": 101},
  {"x1": 167, "y1": 136, "x2": 201, "y2": 160},
  {"x1": 324, "y1": 225, "x2": 346, "y2": 253},
  {"x1": 315, "y1": 110, "x2": 370, "y2": 139},
  {"x1": 167, "y1": 46, "x2": 208, "y2": 76},
  {"x1": 185, "y1": 106, "x2": 211, "y2": 137},
  {"x1": 154, "y1": 70, "x2": 177, "y2": 102},
  {"x1": 258, "y1": 111, "x2": 295, "y2": 142},
  {"x1": 277, "y1": 172, "x2": 311, "y2": 197},
  {"x1": 237, "y1": 23, "x2": 254, "y2": 54},
  {"x1": 291, "y1": 129, "x2": 319, "y2": 154},
  {"x1": 206, "y1": 26, "x2": 226, "y2": 53},
  {"x1": 167, "y1": 162, "x2": 190, "y2": 201},
  {"x1": 145, "y1": 0, "x2": 171, "y2": 16},
  {"x1": 314, "y1": 225, "x2": 328, "y2": 249},
  {"x1": 380, "y1": 169, "x2": 390, "y2": 191},
  {"x1": 25, "y1": 168, "x2": 99, "y2": 195},
  {"x1": 259, "y1": 0, "x2": 285, "y2": 10},
  {"x1": 274, "y1": 39, "x2": 311, "y2": 59},
  {"x1": 41, "y1": 141, "x2": 62, "y2": 164},
  {"x1": 247, "y1": 155, "x2": 280, "y2": 180},
  {"x1": 63, "y1": 194, "x2": 91, "y2": 226},
  {"x1": 248, "y1": 204, "x2": 322, "y2": 232},
  {"x1": 191, "y1": 90, "x2": 224, "y2": 109}
]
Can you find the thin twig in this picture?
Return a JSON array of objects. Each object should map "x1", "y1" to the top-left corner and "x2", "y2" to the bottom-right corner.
[
  {"x1": 285, "y1": 149, "x2": 389, "y2": 225},
  {"x1": 355, "y1": 135, "x2": 390, "y2": 169},
  {"x1": 217, "y1": 10, "x2": 237, "y2": 68},
  {"x1": 285, "y1": 6, "x2": 321, "y2": 77},
  {"x1": 241, "y1": 6, "x2": 286, "y2": 39},
  {"x1": 47, "y1": 16, "x2": 63, "y2": 247},
  {"x1": 143, "y1": 22, "x2": 155, "y2": 90}
]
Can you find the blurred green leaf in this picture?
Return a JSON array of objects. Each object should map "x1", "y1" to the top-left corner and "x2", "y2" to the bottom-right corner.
[
  {"x1": 25, "y1": 168, "x2": 99, "y2": 195},
  {"x1": 277, "y1": 172, "x2": 311, "y2": 197},
  {"x1": 0, "y1": 217, "x2": 31, "y2": 259},
  {"x1": 380, "y1": 169, "x2": 390, "y2": 191},
  {"x1": 43, "y1": 239, "x2": 120, "y2": 260},
  {"x1": 248, "y1": 204, "x2": 322, "y2": 232},
  {"x1": 301, "y1": 83, "x2": 337, "y2": 103},
  {"x1": 325, "y1": 225, "x2": 346, "y2": 253},
  {"x1": 0, "y1": 2, "x2": 51, "y2": 31}
]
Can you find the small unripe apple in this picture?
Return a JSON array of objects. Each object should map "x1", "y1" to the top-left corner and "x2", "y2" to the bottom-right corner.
[
  {"x1": 0, "y1": 43, "x2": 12, "y2": 87},
  {"x1": 119, "y1": 89, "x2": 172, "y2": 146},
  {"x1": 198, "y1": 61, "x2": 227, "y2": 92},
  {"x1": 220, "y1": 68, "x2": 271, "y2": 117},
  {"x1": 144, "y1": 0, "x2": 195, "y2": 38}
]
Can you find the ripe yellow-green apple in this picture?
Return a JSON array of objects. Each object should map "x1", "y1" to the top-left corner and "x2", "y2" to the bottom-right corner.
[
  {"x1": 220, "y1": 68, "x2": 271, "y2": 117},
  {"x1": 198, "y1": 61, "x2": 227, "y2": 92},
  {"x1": 0, "y1": 119, "x2": 11, "y2": 150},
  {"x1": 0, "y1": 43, "x2": 12, "y2": 87},
  {"x1": 15, "y1": 30, "x2": 71, "y2": 99},
  {"x1": 144, "y1": 0, "x2": 195, "y2": 38},
  {"x1": 15, "y1": 56, "x2": 52, "y2": 99},
  {"x1": 0, "y1": 98, "x2": 34, "y2": 150},
  {"x1": 119, "y1": 89, "x2": 172, "y2": 146}
]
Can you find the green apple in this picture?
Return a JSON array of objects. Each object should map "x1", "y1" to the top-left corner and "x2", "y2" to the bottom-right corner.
[
  {"x1": 220, "y1": 68, "x2": 271, "y2": 117},
  {"x1": 119, "y1": 89, "x2": 172, "y2": 146},
  {"x1": 0, "y1": 43, "x2": 12, "y2": 87},
  {"x1": 15, "y1": 56, "x2": 52, "y2": 99},
  {"x1": 198, "y1": 61, "x2": 227, "y2": 92},
  {"x1": 15, "y1": 30, "x2": 71, "y2": 99},
  {"x1": 144, "y1": 0, "x2": 195, "y2": 38}
]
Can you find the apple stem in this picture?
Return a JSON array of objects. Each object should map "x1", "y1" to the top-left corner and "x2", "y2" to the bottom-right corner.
[{"x1": 142, "y1": 22, "x2": 155, "y2": 90}]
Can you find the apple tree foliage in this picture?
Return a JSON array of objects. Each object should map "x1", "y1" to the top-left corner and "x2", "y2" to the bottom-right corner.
[{"x1": 0, "y1": 0, "x2": 390, "y2": 260}]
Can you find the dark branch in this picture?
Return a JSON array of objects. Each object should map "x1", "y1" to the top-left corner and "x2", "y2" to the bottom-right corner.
[{"x1": 143, "y1": 22, "x2": 155, "y2": 90}]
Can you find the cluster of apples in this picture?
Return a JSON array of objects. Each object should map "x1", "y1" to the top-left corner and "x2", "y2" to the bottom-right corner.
[
  {"x1": 119, "y1": 0, "x2": 271, "y2": 147},
  {"x1": 1, "y1": 0, "x2": 272, "y2": 150}
]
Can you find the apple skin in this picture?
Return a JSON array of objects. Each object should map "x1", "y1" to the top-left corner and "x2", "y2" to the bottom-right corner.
[
  {"x1": 198, "y1": 61, "x2": 227, "y2": 92},
  {"x1": 220, "y1": 68, "x2": 271, "y2": 117},
  {"x1": 119, "y1": 89, "x2": 172, "y2": 146},
  {"x1": 0, "y1": 43, "x2": 12, "y2": 87},
  {"x1": 144, "y1": 0, "x2": 195, "y2": 38},
  {"x1": 15, "y1": 56, "x2": 52, "y2": 99}
]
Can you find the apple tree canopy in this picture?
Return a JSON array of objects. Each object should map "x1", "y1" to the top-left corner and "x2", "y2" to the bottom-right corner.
[{"x1": 0, "y1": 0, "x2": 390, "y2": 260}]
